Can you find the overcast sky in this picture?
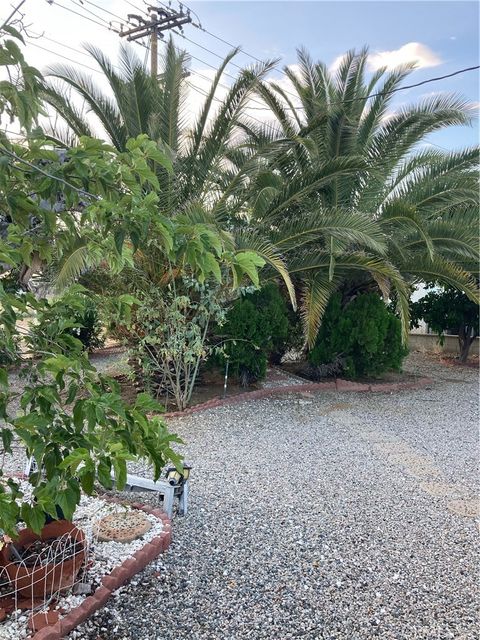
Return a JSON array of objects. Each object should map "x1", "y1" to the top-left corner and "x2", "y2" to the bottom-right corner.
[{"x1": 2, "y1": 0, "x2": 479, "y2": 148}]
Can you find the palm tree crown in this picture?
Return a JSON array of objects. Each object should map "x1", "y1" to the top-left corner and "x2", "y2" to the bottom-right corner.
[
  {"x1": 43, "y1": 43, "x2": 479, "y2": 346},
  {"x1": 235, "y1": 47, "x2": 479, "y2": 343}
]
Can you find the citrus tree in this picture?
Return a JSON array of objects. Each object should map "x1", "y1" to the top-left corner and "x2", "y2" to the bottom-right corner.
[
  {"x1": 0, "y1": 27, "x2": 266, "y2": 535},
  {"x1": 411, "y1": 288, "x2": 479, "y2": 362}
]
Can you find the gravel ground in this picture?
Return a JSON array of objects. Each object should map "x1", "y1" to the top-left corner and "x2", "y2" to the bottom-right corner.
[{"x1": 67, "y1": 352, "x2": 479, "y2": 640}]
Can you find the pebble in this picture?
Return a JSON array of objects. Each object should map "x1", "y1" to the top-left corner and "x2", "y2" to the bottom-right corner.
[
  {"x1": 3, "y1": 353, "x2": 479, "y2": 640},
  {"x1": 0, "y1": 490, "x2": 162, "y2": 640}
]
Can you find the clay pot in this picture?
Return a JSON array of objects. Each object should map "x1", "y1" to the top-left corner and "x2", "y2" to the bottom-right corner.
[{"x1": 0, "y1": 521, "x2": 86, "y2": 598}]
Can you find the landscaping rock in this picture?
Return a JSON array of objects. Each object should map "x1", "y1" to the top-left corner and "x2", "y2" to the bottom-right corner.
[{"x1": 67, "y1": 352, "x2": 478, "y2": 640}]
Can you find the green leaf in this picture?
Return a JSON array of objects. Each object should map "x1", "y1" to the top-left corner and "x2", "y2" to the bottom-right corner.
[
  {"x1": 3, "y1": 26, "x2": 25, "y2": 44},
  {"x1": 80, "y1": 469, "x2": 95, "y2": 495},
  {"x1": 233, "y1": 251, "x2": 265, "y2": 287},
  {"x1": 114, "y1": 229, "x2": 126, "y2": 255},
  {"x1": 0, "y1": 368, "x2": 8, "y2": 390},
  {"x1": 97, "y1": 459, "x2": 113, "y2": 489},
  {"x1": 21, "y1": 503, "x2": 46, "y2": 535},
  {"x1": 134, "y1": 392, "x2": 164, "y2": 413},
  {"x1": 55, "y1": 486, "x2": 78, "y2": 521},
  {"x1": 1, "y1": 428, "x2": 13, "y2": 453},
  {"x1": 113, "y1": 457, "x2": 127, "y2": 490},
  {"x1": 59, "y1": 448, "x2": 90, "y2": 472}
]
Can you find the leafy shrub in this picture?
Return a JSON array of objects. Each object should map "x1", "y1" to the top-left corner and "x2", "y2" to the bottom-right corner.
[
  {"x1": 410, "y1": 287, "x2": 479, "y2": 362},
  {"x1": 69, "y1": 297, "x2": 104, "y2": 351},
  {"x1": 218, "y1": 284, "x2": 291, "y2": 386},
  {"x1": 30, "y1": 291, "x2": 104, "y2": 353},
  {"x1": 127, "y1": 279, "x2": 226, "y2": 410},
  {"x1": 309, "y1": 292, "x2": 407, "y2": 378}
]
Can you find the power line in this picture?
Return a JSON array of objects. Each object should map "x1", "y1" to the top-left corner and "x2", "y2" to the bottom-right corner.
[
  {"x1": 67, "y1": 0, "x2": 111, "y2": 26},
  {"x1": 181, "y1": 56, "x2": 480, "y2": 111},
  {"x1": 49, "y1": 1, "x2": 109, "y2": 30},
  {"x1": 28, "y1": 33, "x2": 99, "y2": 60},
  {"x1": 340, "y1": 65, "x2": 480, "y2": 106},
  {"x1": 47, "y1": 0, "x2": 297, "y2": 108},
  {"x1": 26, "y1": 41, "x2": 104, "y2": 75},
  {"x1": 71, "y1": 0, "x2": 125, "y2": 23},
  {"x1": 147, "y1": 1, "x2": 480, "y2": 109},
  {"x1": 196, "y1": 26, "x2": 264, "y2": 66},
  {"x1": 149, "y1": 0, "x2": 300, "y2": 99},
  {"x1": 121, "y1": 0, "x2": 147, "y2": 14},
  {"x1": 43, "y1": 1, "x2": 479, "y2": 125},
  {"x1": 28, "y1": 25, "x2": 276, "y2": 119}
]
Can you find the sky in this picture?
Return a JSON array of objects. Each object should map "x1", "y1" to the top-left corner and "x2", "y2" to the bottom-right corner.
[{"x1": 1, "y1": 0, "x2": 479, "y2": 148}]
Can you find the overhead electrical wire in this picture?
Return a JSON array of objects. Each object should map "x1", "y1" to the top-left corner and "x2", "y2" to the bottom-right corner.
[
  {"x1": 67, "y1": 0, "x2": 112, "y2": 25},
  {"x1": 48, "y1": 1, "x2": 480, "y2": 108},
  {"x1": 58, "y1": 0, "x2": 480, "y2": 112},
  {"x1": 26, "y1": 41, "x2": 104, "y2": 74},
  {"x1": 71, "y1": 0, "x2": 126, "y2": 23},
  {"x1": 49, "y1": 1, "x2": 109, "y2": 30},
  {"x1": 17, "y1": 0, "x2": 479, "y2": 142}
]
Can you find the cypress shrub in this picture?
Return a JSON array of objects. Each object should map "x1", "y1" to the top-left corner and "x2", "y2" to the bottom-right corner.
[
  {"x1": 219, "y1": 284, "x2": 291, "y2": 386},
  {"x1": 308, "y1": 292, "x2": 407, "y2": 378}
]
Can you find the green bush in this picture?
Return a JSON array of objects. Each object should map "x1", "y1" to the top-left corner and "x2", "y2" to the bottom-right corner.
[
  {"x1": 309, "y1": 292, "x2": 407, "y2": 378},
  {"x1": 0, "y1": 329, "x2": 19, "y2": 366},
  {"x1": 218, "y1": 284, "x2": 292, "y2": 386},
  {"x1": 31, "y1": 292, "x2": 104, "y2": 354},
  {"x1": 69, "y1": 297, "x2": 104, "y2": 351}
]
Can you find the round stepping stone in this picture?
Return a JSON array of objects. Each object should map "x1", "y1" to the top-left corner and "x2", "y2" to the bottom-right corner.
[
  {"x1": 94, "y1": 510, "x2": 152, "y2": 542},
  {"x1": 447, "y1": 498, "x2": 479, "y2": 518},
  {"x1": 419, "y1": 481, "x2": 465, "y2": 498}
]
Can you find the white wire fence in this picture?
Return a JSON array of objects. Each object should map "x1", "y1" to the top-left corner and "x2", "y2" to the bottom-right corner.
[{"x1": 0, "y1": 519, "x2": 98, "y2": 624}]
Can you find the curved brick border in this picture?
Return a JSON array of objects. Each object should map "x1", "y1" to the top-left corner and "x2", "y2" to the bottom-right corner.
[
  {"x1": 163, "y1": 376, "x2": 434, "y2": 418},
  {"x1": 30, "y1": 501, "x2": 171, "y2": 640}
]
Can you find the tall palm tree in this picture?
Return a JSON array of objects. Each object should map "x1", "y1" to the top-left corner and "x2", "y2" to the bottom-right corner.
[
  {"x1": 41, "y1": 40, "x2": 296, "y2": 295},
  {"x1": 41, "y1": 40, "x2": 388, "y2": 311},
  {"x1": 235, "y1": 47, "x2": 479, "y2": 344}
]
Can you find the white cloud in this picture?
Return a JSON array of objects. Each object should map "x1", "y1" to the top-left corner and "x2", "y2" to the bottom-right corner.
[
  {"x1": 368, "y1": 42, "x2": 442, "y2": 71},
  {"x1": 329, "y1": 43, "x2": 441, "y2": 75}
]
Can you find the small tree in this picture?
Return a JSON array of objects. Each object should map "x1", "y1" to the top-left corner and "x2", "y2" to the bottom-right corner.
[
  {"x1": 411, "y1": 288, "x2": 479, "y2": 362},
  {"x1": 127, "y1": 279, "x2": 227, "y2": 410}
]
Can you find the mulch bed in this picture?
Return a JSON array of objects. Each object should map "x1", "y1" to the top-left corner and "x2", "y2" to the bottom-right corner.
[{"x1": 280, "y1": 360, "x2": 422, "y2": 385}]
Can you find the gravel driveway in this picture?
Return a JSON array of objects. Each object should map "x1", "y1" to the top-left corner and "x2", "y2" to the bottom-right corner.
[{"x1": 57, "y1": 354, "x2": 480, "y2": 638}]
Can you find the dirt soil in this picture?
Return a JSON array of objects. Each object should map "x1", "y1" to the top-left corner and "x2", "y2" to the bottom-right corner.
[{"x1": 114, "y1": 368, "x2": 260, "y2": 412}]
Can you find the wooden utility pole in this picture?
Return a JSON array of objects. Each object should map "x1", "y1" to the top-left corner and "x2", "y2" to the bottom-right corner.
[
  {"x1": 150, "y1": 9, "x2": 158, "y2": 79},
  {"x1": 117, "y1": 5, "x2": 192, "y2": 78}
]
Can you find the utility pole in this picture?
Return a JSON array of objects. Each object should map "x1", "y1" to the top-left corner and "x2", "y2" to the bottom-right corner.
[
  {"x1": 117, "y1": 5, "x2": 192, "y2": 78},
  {"x1": 150, "y1": 9, "x2": 158, "y2": 79}
]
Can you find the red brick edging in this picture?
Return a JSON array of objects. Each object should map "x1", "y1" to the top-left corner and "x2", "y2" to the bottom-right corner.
[
  {"x1": 30, "y1": 502, "x2": 172, "y2": 640},
  {"x1": 163, "y1": 376, "x2": 434, "y2": 418}
]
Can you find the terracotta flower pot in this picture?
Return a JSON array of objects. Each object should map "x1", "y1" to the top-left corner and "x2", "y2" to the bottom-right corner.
[{"x1": 0, "y1": 520, "x2": 86, "y2": 598}]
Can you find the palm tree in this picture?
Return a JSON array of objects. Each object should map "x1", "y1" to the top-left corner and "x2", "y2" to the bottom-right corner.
[
  {"x1": 41, "y1": 40, "x2": 387, "y2": 310},
  {"x1": 235, "y1": 47, "x2": 479, "y2": 344}
]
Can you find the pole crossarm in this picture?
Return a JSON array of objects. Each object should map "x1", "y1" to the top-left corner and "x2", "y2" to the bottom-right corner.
[{"x1": 119, "y1": 7, "x2": 192, "y2": 41}]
